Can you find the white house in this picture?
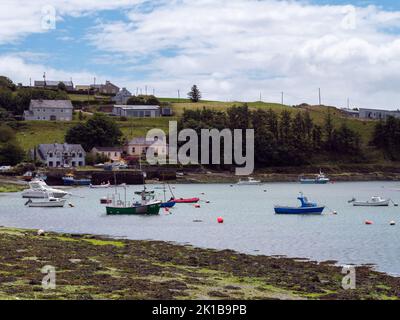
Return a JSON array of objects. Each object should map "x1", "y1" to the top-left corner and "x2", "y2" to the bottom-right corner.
[
  {"x1": 36, "y1": 143, "x2": 86, "y2": 167},
  {"x1": 112, "y1": 105, "x2": 161, "y2": 118},
  {"x1": 24, "y1": 100, "x2": 73, "y2": 121},
  {"x1": 359, "y1": 108, "x2": 400, "y2": 120},
  {"x1": 112, "y1": 88, "x2": 132, "y2": 105}
]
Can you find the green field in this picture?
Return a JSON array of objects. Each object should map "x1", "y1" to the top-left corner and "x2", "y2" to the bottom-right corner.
[{"x1": 14, "y1": 98, "x2": 376, "y2": 152}]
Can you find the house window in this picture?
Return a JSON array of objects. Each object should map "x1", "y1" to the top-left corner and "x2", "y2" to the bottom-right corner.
[
  {"x1": 78, "y1": 153, "x2": 82, "y2": 157},
  {"x1": 72, "y1": 153, "x2": 76, "y2": 157},
  {"x1": 49, "y1": 161, "x2": 53, "y2": 167},
  {"x1": 49, "y1": 153, "x2": 53, "y2": 158},
  {"x1": 72, "y1": 161, "x2": 76, "y2": 167},
  {"x1": 56, "y1": 161, "x2": 61, "y2": 167},
  {"x1": 78, "y1": 161, "x2": 83, "y2": 166},
  {"x1": 132, "y1": 147, "x2": 136, "y2": 153}
]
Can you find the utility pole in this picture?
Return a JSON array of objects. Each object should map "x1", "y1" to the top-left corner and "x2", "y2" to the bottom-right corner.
[
  {"x1": 347, "y1": 97, "x2": 350, "y2": 109},
  {"x1": 260, "y1": 92, "x2": 262, "y2": 102},
  {"x1": 43, "y1": 72, "x2": 46, "y2": 87},
  {"x1": 145, "y1": 85, "x2": 148, "y2": 96},
  {"x1": 281, "y1": 92, "x2": 284, "y2": 105},
  {"x1": 178, "y1": 90, "x2": 180, "y2": 99},
  {"x1": 318, "y1": 88, "x2": 322, "y2": 106}
]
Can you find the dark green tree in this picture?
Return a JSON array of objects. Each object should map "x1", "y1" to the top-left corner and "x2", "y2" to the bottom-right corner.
[
  {"x1": 188, "y1": 85, "x2": 201, "y2": 103},
  {"x1": 65, "y1": 114, "x2": 123, "y2": 151}
]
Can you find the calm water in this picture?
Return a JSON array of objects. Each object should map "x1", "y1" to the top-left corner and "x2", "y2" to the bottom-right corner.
[{"x1": 1, "y1": 182, "x2": 400, "y2": 275}]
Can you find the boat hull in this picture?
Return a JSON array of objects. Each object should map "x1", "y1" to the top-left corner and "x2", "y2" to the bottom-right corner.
[
  {"x1": 27, "y1": 200, "x2": 66, "y2": 208},
  {"x1": 274, "y1": 206, "x2": 325, "y2": 215},
  {"x1": 172, "y1": 198, "x2": 200, "y2": 204},
  {"x1": 300, "y1": 179, "x2": 329, "y2": 184},
  {"x1": 353, "y1": 201, "x2": 390, "y2": 207},
  {"x1": 106, "y1": 202, "x2": 161, "y2": 215},
  {"x1": 160, "y1": 201, "x2": 176, "y2": 208},
  {"x1": 62, "y1": 178, "x2": 91, "y2": 186}
]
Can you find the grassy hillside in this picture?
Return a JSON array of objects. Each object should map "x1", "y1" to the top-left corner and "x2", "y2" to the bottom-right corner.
[{"x1": 14, "y1": 95, "x2": 376, "y2": 152}]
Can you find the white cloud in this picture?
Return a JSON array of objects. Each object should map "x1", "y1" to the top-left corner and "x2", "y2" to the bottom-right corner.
[
  {"x1": 0, "y1": 55, "x2": 103, "y2": 86},
  {"x1": 87, "y1": 0, "x2": 400, "y2": 108},
  {"x1": 1, "y1": 0, "x2": 400, "y2": 108},
  {"x1": 0, "y1": 0, "x2": 143, "y2": 44}
]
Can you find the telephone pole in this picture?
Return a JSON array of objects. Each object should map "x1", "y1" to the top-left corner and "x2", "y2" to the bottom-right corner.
[
  {"x1": 318, "y1": 88, "x2": 322, "y2": 106},
  {"x1": 281, "y1": 92, "x2": 284, "y2": 105},
  {"x1": 178, "y1": 89, "x2": 180, "y2": 99}
]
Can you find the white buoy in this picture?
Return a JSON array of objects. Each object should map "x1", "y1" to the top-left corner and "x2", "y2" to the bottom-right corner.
[{"x1": 390, "y1": 221, "x2": 396, "y2": 226}]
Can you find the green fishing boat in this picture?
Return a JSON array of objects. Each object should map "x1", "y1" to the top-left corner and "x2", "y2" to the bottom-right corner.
[{"x1": 106, "y1": 171, "x2": 161, "y2": 215}]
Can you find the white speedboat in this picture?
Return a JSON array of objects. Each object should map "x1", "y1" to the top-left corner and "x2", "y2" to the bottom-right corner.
[
  {"x1": 349, "y1": 196, "x2": 390, "y2": 207},
  {"x1": 90, "y1": 182, "x2": 111, "y2": 189},
  {"x1": 22, "y1": 180, "x2": 68, "y2": 199},
  {"x1": 25, "y1": 192, "x2": 66, "y2": 208},
  {"x1": 237, "y1": 177, "x2": 262, "y2": 185}
]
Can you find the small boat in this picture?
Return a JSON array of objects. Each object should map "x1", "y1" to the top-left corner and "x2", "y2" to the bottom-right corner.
[
  {"x1": 100, "y1": 197, "x2": 112, "y2": 204},
  {"x1": 22, "y1": 180, "x2": 68, "y2": 199},
  {"x1": 160, "y1": 201, "x2": 176, "y2": 208},
  {"x1": 22, "y1": 171, "x2": 34, "y2": 182},
  {"x1": 299, "y1": 171, "x2": 330, "y2": 184},
  {"x1": 25, "y1": 192, "x2": 66, "y2": 208},
  {"x1": 90, "y1": 182, "x2": 111, "y2": 189},
  {"x1": 237, "y1": 177, "x2": 262, "y2": 185},
  {"x1": 170, "y1": 197, "x2": 200, "y2": 204},
  {"x1": 349, "y1": 196, "x2": 390, "y2": 207},
  {"x1": 106, "y1": 187, "x2": 161, "y2": 215},
  {"x1": 274, "y1": 193, "x2": 325, "y2": 215},
  {"x1": 62, "y1": 176, "x2": 91, "y2": 186}
]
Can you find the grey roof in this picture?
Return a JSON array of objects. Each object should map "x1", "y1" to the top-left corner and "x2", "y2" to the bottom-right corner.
[
  {"x1": 30, "y1": 100, "x2": 73, "y2": 109},
  {"x1": 38, "y1": 144, "x2": 85, "y2": 159},
  {"x1": 34, "y1": 81, "x2": 73, "y2": 87},
  {"x1": 92, "y1": 147, "x2": 123, "y2": 152},
  {"x1": 127, "y1": 137, "x2": 166, "y2": 146},
  {"x1": 114, "y1": 105, "x2": 160, "y2": 110}
]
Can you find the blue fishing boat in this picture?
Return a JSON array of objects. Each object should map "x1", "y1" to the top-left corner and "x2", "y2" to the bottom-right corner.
[
  {"x1": 62, "y1": 175, "x2": 91, "y2": 186},
  {"x1": 160, "y1": 201, "x2": 176, "y2": 208},
  {"x1": 274, "y1": 193, "x2": 325, "y2": 215},
  {"x1": 299, "y1": 171, "x2": 330, "y2": 184}
]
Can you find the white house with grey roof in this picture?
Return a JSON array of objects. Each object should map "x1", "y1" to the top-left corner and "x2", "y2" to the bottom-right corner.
[
  {"x1": 24, "y1": 100, "x2": 73, "y2": 121},
  {"x1": 36, "y1": 143, "x2": 86, "y2": 168},
  {"x1": 359, "y1": 108, "x2": 400, "y2": 120},
  {"x1": 112, "y1": 105, "x2": 161, "y2": 118},
  {"x1": 112, "y1": 88, "x2": 132, "y2": 104}
]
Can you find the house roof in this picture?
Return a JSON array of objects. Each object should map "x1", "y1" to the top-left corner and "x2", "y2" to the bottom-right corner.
[
  {"x1": 92, "y1": 147, "x2": 123, "y2": 152},
  {"x1": 114, "y1": 105, "x2": 160, "y2": 110},
  {"x1": 30, "y1": 100, "x2": 73, "y2": 109},
  {"x1": 38, "y1": 144, "x2": 85, "y2": 158},
  {"x1": 34, "y1": 81, "x2": 73, "y2": 87},
  {"x1": 127, "y1": 137, "x2": 167, "y2": 146}
]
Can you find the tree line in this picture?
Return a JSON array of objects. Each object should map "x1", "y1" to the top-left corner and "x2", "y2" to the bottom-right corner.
[
  {"x1": 372, "y1": 116, "x2": 400, "y2": 161},
  {"x1": 178, "y1": 105, "x2": 363, "y2": 167}
]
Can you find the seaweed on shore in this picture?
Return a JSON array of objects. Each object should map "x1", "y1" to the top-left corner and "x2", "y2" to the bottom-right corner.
[{"x1": 0, "y1": 227, "x2": 398, "y2": 300}]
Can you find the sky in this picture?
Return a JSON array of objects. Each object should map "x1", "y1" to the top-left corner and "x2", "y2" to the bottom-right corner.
[{"x1": 1, "y1": 0, "x2": 400, "y2": 109}]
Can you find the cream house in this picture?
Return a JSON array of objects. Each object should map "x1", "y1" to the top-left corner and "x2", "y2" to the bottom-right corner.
[
  {"x1": 91, "y1": 147, "x2": 123, "y2": 162},
  {"x1": 125, "y1": 137, "x2": 168, "y2": 158}
]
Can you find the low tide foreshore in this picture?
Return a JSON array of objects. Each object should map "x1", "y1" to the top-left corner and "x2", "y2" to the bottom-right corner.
[{"x1": 0, "y1": 226, "x2": 398, "y2": 300}]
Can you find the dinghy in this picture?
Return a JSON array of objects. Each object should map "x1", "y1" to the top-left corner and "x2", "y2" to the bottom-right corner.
[
  {"x1": 274, "y1": 193, "x2": 325, "y2": 215},
  {"x1": 170, "y1": 197, "x2": 200, "y2": 204},
  {"x1": 349, "y1": 196, "x2": 390, "y2": 207},
  {"x1": 237, "y1": 177, "x2": 262, "y2": 185},
  {"x1": 90, "y1": 182, "x2": 111, "y2": 189}
]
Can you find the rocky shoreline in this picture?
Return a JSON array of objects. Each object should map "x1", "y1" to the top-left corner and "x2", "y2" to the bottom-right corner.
[{"x1": 0, "y1": 226, "x2": 398, "y2": 300}]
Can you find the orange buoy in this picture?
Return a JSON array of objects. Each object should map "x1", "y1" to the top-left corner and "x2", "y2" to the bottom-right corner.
[
  {"x1": 365, "y1": 220, "x2": 373, "y2": 225},
  {"x1": 217, "y1": 217, "x2": 224, "y2": 224}
]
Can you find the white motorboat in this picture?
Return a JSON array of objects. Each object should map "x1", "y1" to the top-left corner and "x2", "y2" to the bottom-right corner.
[
  {"x1": 349, "y1": 196, "x2": 390, "y2": 207},
  {"x1": 237, "y1": 177, "x2": 262, "y2": 185},
  {"x1": 90, "y1": 182, "x2": 111, "y2": 189},
  {"x1": 25, "y1": 192, "x2": 66, "y2": 208},
  {"x1": 22, "y1": 180, "x2": 68, "y2": 199}
]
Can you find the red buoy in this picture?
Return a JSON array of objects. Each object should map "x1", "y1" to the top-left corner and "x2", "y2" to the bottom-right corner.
[
  {"x1": 365, "y1": 220, "x2": 373, "y2": 225},
  {"x1": 217, "y1": 217, "x2": 224, "y2": 224},
  {"x1": 194, "y1": 204, "x2": 201, "y2": 208}
]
